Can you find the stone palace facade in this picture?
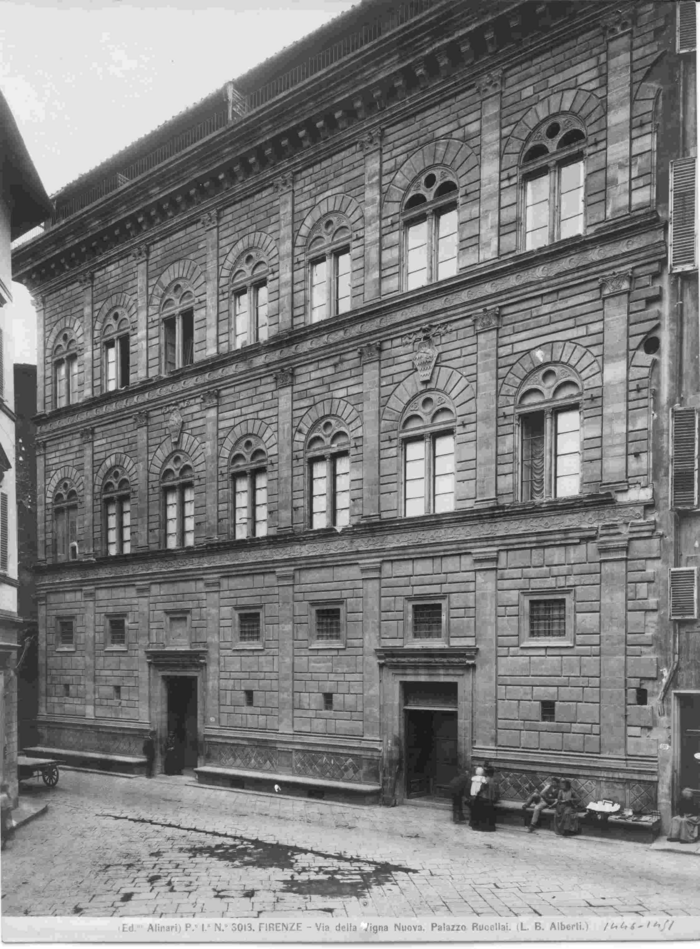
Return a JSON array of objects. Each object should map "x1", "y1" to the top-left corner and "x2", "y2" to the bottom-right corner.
[{"x1": 11, "y1": 0, "x2": 699, "y2": 827}]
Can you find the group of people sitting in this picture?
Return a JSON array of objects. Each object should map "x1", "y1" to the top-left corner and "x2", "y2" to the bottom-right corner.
[{"x1": 447, "y1": 767, "x2": 582, "y2": 836}]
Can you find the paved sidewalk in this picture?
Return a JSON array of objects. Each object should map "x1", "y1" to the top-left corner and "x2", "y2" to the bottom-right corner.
[{"x1": 2, "y1": 770, "x2": 699, "y2": 919}]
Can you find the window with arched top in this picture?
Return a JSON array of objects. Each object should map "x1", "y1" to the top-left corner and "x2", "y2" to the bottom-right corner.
[
  {"x1": 402, "y1": 169, "x2": 459, "y2": 290},
  {"x1": 517, "y1": 366, "x2": 582, "y2": 501},
  {"x1": 400, "y1": 393, "x2": 456, "y2": 517},
  {"x1": 161, "y1": 454, "x2": 195, "y2": 548},
  {"x1": 54, "y1": 481, "x2": 79, "y2": 561},
  {"x1": 306, "y1": 419, "x2": 350, "y2": 529},
  {"x1": 307, "y1": 216, "x2": 352, "y2": 323},
  {"x1": 161, "y1": 282, "x2": 194, "y2": 373},
  {"x1": 230, "y1": 437, "x2": 268, "y2": 539},
  {"x1": 103, "y1": 310, "x2": 131, "y2": 392},
  {"x1": 102, "y1": 468, "x2": 131, "y2": 555},
  {"x1": 521, "y1": 116, "x2": 586, "y2": 250},
  {"x1": 53, "y1": 331, "x2": 79, "y2": 409},
  {"x1": 231, "y1": 252, "x2": 269, "y2": 349}
]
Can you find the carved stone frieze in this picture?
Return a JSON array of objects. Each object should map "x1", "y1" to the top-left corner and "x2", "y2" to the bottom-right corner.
[{"x1": 599, "y1": 270, "x2": 633, "y2": 297}]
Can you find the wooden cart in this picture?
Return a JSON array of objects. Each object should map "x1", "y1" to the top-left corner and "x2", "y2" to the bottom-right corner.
[{"x1": 17, "y1": 755, "x2": 60, "y2": 787}]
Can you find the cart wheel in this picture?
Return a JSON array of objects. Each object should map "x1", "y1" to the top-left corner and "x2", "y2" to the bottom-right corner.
[{"x1": 42, "y1": 765, "x2": 59, "y2": 787}]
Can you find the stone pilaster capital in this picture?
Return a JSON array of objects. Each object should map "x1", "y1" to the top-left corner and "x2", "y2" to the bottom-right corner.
[
  {"x1": 36, "y1": 592, "x2": 47, "y2": 606},
  {"x1": 136, "y1": 584, "x2": 150, "y2": 596},
  {"x1": 201, "y1": 388, "x2": 220, "y2": 407},
  {"x1": 600, "y1": 271, "x2": 633, "y2": 297},
  {"x1": 360, "y1": 559, "x2": 382, "y2": 578},
  {"x1": 596, "y1": 523, "x2": 629, "y2": 560},
  {"x1": 474, "y1": 306, "x2": 501, "y2": 334},
  {"x1": 200, "y1": 209, "x2": 218, "y2": 230},
  {"x1": 602, "y1": 7, "x2": 633, "y2": 39},
  {"x1": 274, "y1": 367, "x2": 294, "y2": 388},
  {"x1": 359, "y1": 341, "x2": 381, "y2": 364},
  {"x1": 80, "y1": 427, "x2": 94, "y2": 443},
  {"x1": 274, "y1": 173, "x2": 294, "y2": 193},
  {"x1": 134, "y1": 411, "x2": 149, "y2": 428},
  {"x1": 131, "y1": 244, "x2": 149, "y2": 262},
  {"x1": 357, "y1": 127, "x2": 382, "y2": 152},
  {"x1": 476, "y1": 69, "x2": 503, "y2": 97},
  {"x1": 77, "y1": 271, "x2": 94, "y2": 288},
  {"x1": 30, "y1": 295, "x2": 44, "y2": 312},
  {"x1": 204, "y1": 578, "x2": 221, "y2": 591},
  {"x1": 276, "y1": 567, "x2": 295, "y2": 585},
  {"x1": 472, "y1": 548, "x2": 500, "y2": 570},
  {"x1": 82, "y1": 588, "x2": 96, "y2": 601},
  {"x1": 36, "y1": 440, "x2": 46, "y2": 456}
]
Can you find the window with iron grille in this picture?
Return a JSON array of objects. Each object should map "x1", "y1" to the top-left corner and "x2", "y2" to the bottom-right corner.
[
  {"x1": 244, "y1": 689, "x2": 254, "y2": 707},
  {"x1": 541, "y1": 700, "x2": 556, "y2": 722},
  {"x1": 323, "y1": 692, "x2": 333, "y2": 711},
  {"x1": 529, "y1": 599, "x2": 566, "y2": 638},
  {"x1": 58, "y1": 618, "x2": 75, "y2": 648},
  {"x1": 238, "y1": 612, "x2": 261, "y2": 643},
  {"x1": 315, "y1": 608, "x2": 341, "y2": 641},
  {"x1": 108, "y1": 617, "x2": 126, "y2": 648},
  {"x1": 412, "y1": 603, "x2": 444, "y2": 639}
]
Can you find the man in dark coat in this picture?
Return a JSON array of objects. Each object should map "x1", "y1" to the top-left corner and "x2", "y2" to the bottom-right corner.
[
  {"x1": 142, "y1": 729, "x2": 156, "y2": 778},
  {"x1": 446, "y1": 770, "x2": 470, "y2": 823}
]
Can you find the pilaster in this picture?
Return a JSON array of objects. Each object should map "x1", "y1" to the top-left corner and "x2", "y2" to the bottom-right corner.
[
  {"x1": 81, "y1": 428, "x2": 94, "y2": 557},
  {"x1": 597, "y1": 528, "x2": 629, "y2": 757},
  {"x1": 202, "y1": 212, "x2": 219, "y2": 357},
  {"x1": 202, "y1": 390, "x2": 219, "y2": 541},
  {"x1": 475, "y1": 308, "x2": 500, "y2": 506},
  {"x1": 135, "y1": 412, "x2": 149, "y2": 550},
  {"x1": 276, "y1": 568, "x2": 295, "y2": 735},
  {"x1": 605, "y1": 14, "x2": 632, "y2": 218},
  {"x1": 37, "y1": 592, "x2": 47, "y2": 716},
  {"x1": 478, "y1": 71, "x2": 503, "y2": 262},
  {"x1": 360, "y1": 342, "x2": 381, "y2": 520},
  {"x1": 275, "y1": 368, "x2": 294, "y2": 532},
  {"x1": 79, "y1": 273, "x2": 94, "y2": 400},
  {"x1": 276, "y1": 175, "x2": 294, "y2": 333},
  {"x1": 136, "y1": 583, "x2": 150, "y2": 722},
  {"x1": 83, "y1": 588, "x2": 95, "y2": 719},
  {"x1": 361, "y1": 560, "x2": 382, "y2": 740},
  {"x1": 600, "y1": 272, "x2": 632, "y2": 489},
  {"x1": 36, "y1": 441, "x2": 46, "y2": 564},
  {"x1": 204, "y1": 578, "x2": 221, "y2": 728},
  {"x1": 359, "y1": 130, "x2": 382, "y2": 301},
  {"x1": 473, "y1": 549, "x2": 499, "y2": 747},
  {"x1": 33, "y1": 297, "x2": 45, "y2": 413},
  {"x1": 133, "y1": 245, "x2": 149, "y2": 380}
]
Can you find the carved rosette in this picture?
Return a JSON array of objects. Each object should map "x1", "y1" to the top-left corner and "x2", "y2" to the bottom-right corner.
[
  {"x1": 274, "y1": 368, "x2": 294, "y2": 388},
  {"x1": 474, "y1": 306, "x2": 501, "y2": 334},
  {"x1": 476, "y1": 69, "x2": 503, "y2": 97},
  {"x1": 599, "y1": 271, "x2": 633, "y2": 297}
]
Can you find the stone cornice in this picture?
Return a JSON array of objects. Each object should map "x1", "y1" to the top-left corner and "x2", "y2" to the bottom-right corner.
[
  {"x1": 32, "y1": 212, "x2": 665, "y2": 442},
  {"x1": 34, "y1": 498, "x2": 650, "y2": 590},
  {"x1": 13, "y1": 3, "x2": 609, "y2": 293}
]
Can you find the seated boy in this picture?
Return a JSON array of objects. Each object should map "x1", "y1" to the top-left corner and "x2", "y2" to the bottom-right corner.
[{"x1": 522, "y1": 776, "x2": 559, "y2": 832}]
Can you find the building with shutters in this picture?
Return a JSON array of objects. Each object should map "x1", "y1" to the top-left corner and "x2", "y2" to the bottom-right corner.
[
  {"x1": 0, "y1": 92, "x2": 52, "y2": 808},
  {"x1": 10, "y1": 0, "x2": 698, "y2": 829}
]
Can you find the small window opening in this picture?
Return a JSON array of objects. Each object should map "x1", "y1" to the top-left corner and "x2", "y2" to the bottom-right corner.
[
  {"x1": 245, "y1": 690, "x2": 254, "y2": 707},
  {"x1": 64, "y1": 684, "x2": 70, "y2": 697},
  {"x1": 636, "y1": 688, "x2": 648, "y2": 706},
  {"x1": 541, "y1": 700, "x2": 556, "y2": 722},
  {"x1": 323, "y1": 692, "x2": 333, "y2": 711},
  {"x1": 114, "y1": 685, "x2": 122, "y2": 701},
  {"x1": 643, "y1": 336, "x2": 660, "y2": 356}
]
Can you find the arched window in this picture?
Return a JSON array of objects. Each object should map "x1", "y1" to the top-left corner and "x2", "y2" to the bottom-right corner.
[
  {"x1": 306, "y1": 419, "x2": 350, "y2": 529},
  {"x1": 307, "y1": 216, "x2": 352, "y2": 323},
  {"x1": 53, "y1": 331, "x2": 78, "y2": 409},
  {"x1": 161, "y1": 453, "x2": 195, "y2": 548},
  {"x1": 231, "y1": 252, "x2": 269, "y2": 349},
  {"x1": 400, "y1": 394, "x2": 455, "y2": 517},
  {"x1": 53, "y1": 481, "x2": 79, "y2": 561},
  {"x1": 102, "y1": 468, "x2": 131, "y2": 555},
  {"x1": 402, "y1": 170, "x2": 458, "y2": 290},
  {"x1": 102, "y1": 310, "x2": 131, "y2": 392},
  {"x1": 517, "y1": 366, "x2": 582, "y2": 500},
  {"x1": 230, "y1": 437, "x2": 268, "y2": 539},
  {"x1": 521, "y1": 116, "x2": 586, "y2": 250},
  {"x1": 161, "y1": 282, "x2": 194, "y2": 373}
]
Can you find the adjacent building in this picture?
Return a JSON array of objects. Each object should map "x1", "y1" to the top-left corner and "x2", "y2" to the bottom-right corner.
[
  {"x1": 0, "y1": 91, "x2": 52, "y2": 805},
  {"x1": 10, "y1": 0, "x2": 699, "y2": 827}
]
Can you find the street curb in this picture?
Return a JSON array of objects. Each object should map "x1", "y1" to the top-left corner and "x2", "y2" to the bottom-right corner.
[{"x1": 12, "y1": 801, "x2": 48, "y2": 831}]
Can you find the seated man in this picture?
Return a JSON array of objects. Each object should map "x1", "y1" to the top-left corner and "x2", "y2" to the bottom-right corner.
[
  {"x1": 522, "y1": 776, "x2": 559, "y2": 832},
  {"x1": 667, "y1": 787, "x2": 700, "y2": 843}
]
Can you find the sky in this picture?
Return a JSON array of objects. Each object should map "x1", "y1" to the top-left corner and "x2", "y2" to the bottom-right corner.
[{"x1": 1, "y1": 0, "x2": 356, "y2": 365}]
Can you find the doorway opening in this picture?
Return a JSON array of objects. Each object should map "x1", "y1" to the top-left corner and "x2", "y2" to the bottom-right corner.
[
  {"x1": 677, "y1": 693, "x2": 700, "y2": 793},
  {"x1": 404, "y1": 682, "x2": 458, "y2": 799},
  {"x1": 165, "y1": 676, "x2": 198, "y2": 773}
]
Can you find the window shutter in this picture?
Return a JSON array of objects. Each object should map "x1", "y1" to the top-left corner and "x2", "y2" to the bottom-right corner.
[
  {"x1": 670, "y1": 567, "x2": 697, "y2": 620},
  {"x1": 0, "y1": 493, "x2": 7, "y2": 572},
  {"x1": 677, "y1": 1, "x2": 697, "y2": 52},
  {"x1": 671, "y1": 406, "x2": 698, "y2": 508},
  {"x1": 669, "y1": 157, "x2": 697, "y2": 272},
  {"x1": 0, "y1": 327, "x2": 4, "y2": 399}
]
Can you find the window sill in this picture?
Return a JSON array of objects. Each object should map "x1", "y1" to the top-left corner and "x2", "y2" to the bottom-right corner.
[
  {"x1": 405, "y1": 639, "x2": 449, "y2": 647},
  {"x1": 56, "y1": 646, "x2": 76, "y2": 653},
  {"x1": 105, "y1": 646, "x2": 128, "y2": 652},
  {"x1": 232, "y1": 643, "x2": 265, "y2": 651},
  {"x1": 310, "y1": 641, "x2": 345, "y2": 650},
  {"x1": 519, "y1": 639, "x2": 574, "y2": 649}
]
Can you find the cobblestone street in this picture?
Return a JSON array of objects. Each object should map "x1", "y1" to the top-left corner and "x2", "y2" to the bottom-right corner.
[{"x1": 2, "y1": 770, "x2": 699, "y2": 920}]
